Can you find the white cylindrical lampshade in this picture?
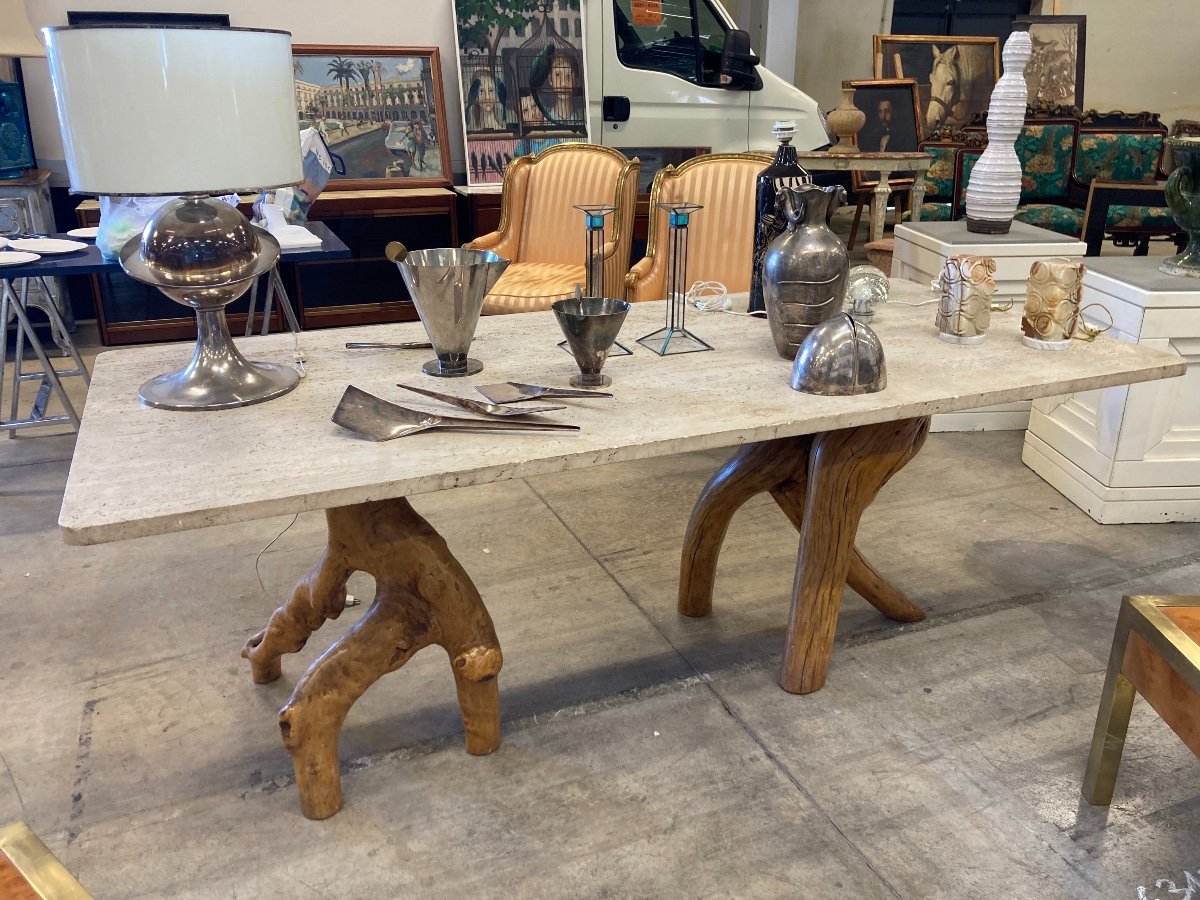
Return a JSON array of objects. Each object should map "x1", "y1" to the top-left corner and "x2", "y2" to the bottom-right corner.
[
  {"x1": 44, "y1": 26, "x2": 302, "y2": 195},
  {"x1": 0, "y1": 0, "x2": 45, "y2": 57}
]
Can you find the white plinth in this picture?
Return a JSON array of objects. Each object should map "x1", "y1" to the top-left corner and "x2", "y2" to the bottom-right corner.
[
  {"x1": 893, "y1": 220, "x2": 1087, "y2": 432},
  {"x1": 1023, "y1": 257, "x2": 1200, "y2": 523}
]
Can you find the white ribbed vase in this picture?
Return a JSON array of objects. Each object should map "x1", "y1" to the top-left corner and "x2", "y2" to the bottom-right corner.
[{"x1": 965, "y1": 31, "x2": 1033, "y2": 234}]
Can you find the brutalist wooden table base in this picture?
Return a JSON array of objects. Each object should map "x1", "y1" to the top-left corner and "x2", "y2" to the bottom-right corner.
[
  {"x1": 679, "y1": 417, "x2": 931, "y2": 694},
  {"x1": 242, "y1": 497, "x2": 503, "y2": 819}
]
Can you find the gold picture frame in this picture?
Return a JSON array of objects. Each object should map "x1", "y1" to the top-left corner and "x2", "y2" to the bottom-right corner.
[
  {"x1": 846, "y1": 78, "x2": 923, "y2": 192},
  {"x1": 873, "y1": 34, "x2": 1000, "y2": 134}
]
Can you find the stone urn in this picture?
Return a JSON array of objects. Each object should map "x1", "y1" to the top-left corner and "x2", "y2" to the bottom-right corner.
[
  {"x1": 1162, "y1": 136, "x2": 1200, "y2": 278},
  {"x1": 763, "y1": 184, "x2": 849, "y2": 359},
  {"x1": 827, "y1": 82, "x2": 865, "y2": 154}
]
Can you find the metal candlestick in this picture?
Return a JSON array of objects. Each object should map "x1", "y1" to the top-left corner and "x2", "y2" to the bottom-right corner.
[
  {"x1": 574, "y1": 203, "x2": 616, "y2": 297},
  {"x1": 637, "y1": 201, "x2": 713, "y2": 355},
  {"x1": 564, "y1": 203, "x2": 631, "y2": 356}
]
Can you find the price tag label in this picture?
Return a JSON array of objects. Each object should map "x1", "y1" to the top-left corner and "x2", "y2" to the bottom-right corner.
[{"x1": 632, "y1": 0, "x2": 663, "y2": 26}]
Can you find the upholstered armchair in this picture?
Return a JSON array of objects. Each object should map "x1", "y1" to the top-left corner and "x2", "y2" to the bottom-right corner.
[
  {"x1": 625, "y1": 153, "x2": 770, "y2": 302},
  {"x1": 465, "y1": 144, "x2": 639, "y2": 315}
]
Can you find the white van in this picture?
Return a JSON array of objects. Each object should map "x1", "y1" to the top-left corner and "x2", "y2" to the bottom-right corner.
[{"x1": 587, "y1": 0, "x2": 833, "y2": 154}]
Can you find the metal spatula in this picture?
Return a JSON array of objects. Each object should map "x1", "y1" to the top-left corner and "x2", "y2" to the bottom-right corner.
[
  {"x1": 395, "y1": 382, "x2": 566, "y2": 417},
  {"x1": 333, "y1": 386, "x2": 580, "y2": 441},
  {"x1": 476, "y1": 381, "x2": 614, "y2": 404}
]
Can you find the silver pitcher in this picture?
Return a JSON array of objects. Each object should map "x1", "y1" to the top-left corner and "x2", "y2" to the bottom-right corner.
[
  {"x1": 762, "y1": 184, "x2": 849, "y2": 360},
  {"x1": 390, "y1": 245, "x2": 510, "y2": 377}
]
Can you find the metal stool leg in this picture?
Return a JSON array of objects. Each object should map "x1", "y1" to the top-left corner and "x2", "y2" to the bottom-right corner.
[
  {"x1": 36, "y1": 277, "x2": 89, "y2": 387},
  {"x1": 260, "y1": 270, "x2": 275, "y2": 337},
  {"x1": 245, "y1": 276, "x2": 260, "y2": 337},
  {"x1": 2, "y1": 279, "x2": 81, "y2": 432},
  {"x1": 0, "y1": 280, "x2": 10, "y2": 435},
  {"x1": 270, "y1": 266, "x2": 301, "y2": 334},
  {"x1": 10, "y1": 279, "x2": 26, "y2": 428}
]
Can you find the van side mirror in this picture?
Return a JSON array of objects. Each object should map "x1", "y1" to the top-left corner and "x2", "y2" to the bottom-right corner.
[{"x1": 720, "y1": 29, "x2": 761, "y2": 90}]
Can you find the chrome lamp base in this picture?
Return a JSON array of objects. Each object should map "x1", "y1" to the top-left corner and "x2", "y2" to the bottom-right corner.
[
  {"x1": 139, "y1": 310, "x2": 299, "y2": 410},
  {"x1": 120, "y1": 196, "x2": 297, "y2": 411}
]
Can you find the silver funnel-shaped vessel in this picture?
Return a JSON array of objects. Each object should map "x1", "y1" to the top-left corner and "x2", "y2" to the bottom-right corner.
[
  {"x1": 552, "y1": 298, "x2": 631, "y2": 388},
  {"x1": 391, "y1": 245, "x2": 510, "y2": 377}
]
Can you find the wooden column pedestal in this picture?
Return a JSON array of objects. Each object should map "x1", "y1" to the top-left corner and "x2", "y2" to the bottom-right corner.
[
  {"x1": 679, "y1": 417, "x2": 932, "y2": 694},
  {"x1": 241, "y1": 497, "x2": 503, "y2": 819}
]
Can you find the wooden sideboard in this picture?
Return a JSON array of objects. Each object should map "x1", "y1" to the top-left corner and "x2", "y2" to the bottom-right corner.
[{"x1": 76, "y1": 188, "x2": 458, "y2": 345}]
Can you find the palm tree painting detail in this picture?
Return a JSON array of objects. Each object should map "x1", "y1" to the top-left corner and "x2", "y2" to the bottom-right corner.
[{"x1": 292, "y1": 45, "x2": 451, "y2": 186}]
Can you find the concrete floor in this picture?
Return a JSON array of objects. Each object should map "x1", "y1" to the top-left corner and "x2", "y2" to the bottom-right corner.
[{"x1": 3, "y1": 228, "x2": 1199, "y2": 898}]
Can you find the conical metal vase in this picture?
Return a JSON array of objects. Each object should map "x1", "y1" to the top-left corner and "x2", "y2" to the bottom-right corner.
[
  {"x1": 393, "y1": 248, "x2": 510, "y2": 376},
  {"x1": 551, "y1": 298, "x2": 630, "y2": 387}
]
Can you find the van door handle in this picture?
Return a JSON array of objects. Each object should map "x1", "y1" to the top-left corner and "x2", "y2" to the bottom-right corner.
[{"x1": 603, "y1": 96, "x2": 630, "y2": 122}]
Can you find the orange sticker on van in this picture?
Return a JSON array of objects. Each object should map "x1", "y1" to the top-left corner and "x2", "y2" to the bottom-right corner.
[{"x1": 631, "y1": 0, "x2": 663, "y2": 26}]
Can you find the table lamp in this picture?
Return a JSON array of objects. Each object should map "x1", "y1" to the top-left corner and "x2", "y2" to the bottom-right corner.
[
  {"x1": 0, "y1": 0, "x2": 44, "y2": 179},
  {"x1": 43, "y1": 25, "x2": 304, "y2": 410}
]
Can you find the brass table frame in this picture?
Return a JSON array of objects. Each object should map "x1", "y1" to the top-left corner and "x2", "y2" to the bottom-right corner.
[{"x1": 1084, "y1": 595, "x2": 1200, "y2": 805}]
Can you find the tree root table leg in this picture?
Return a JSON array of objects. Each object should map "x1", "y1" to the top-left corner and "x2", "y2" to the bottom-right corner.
[
  {"x1": 241, "y1": 497, "x2": 502, "y2": 819},
  {"x1": 678, "y1": 417, "x2": 931, "y2": 694}
]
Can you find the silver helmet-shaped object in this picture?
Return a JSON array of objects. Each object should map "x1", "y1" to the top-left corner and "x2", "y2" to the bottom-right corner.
[{"x1": 790, "y1": 312, "x2": 887, "y2": 396}]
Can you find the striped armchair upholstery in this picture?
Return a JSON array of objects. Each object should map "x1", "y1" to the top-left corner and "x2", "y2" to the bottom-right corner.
[
  {"x1": 625, "y1": 153, "x2": 770, "y2": 303},
  {"x1": 466, "y1": 143, "x2": 640, "y2": 315}
]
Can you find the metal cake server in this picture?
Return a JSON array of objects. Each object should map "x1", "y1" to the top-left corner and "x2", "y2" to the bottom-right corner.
[
  {"x1": 476, "y1": 381, "x2": 614, "y2": 404},
  {"x1": 345, "y1": 341, "x2": 433, "y2": 350},
  {"x1": 395, "y1": 382, "x2": 566, "y2": 417},
  {"x1": 333, "y1": 386, "x2": 580, "y2": 441}
]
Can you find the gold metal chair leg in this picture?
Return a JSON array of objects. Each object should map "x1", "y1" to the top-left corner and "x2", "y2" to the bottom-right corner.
[{"x1": 1083, "y1": 670, "x2": 1136, "y2": 806}]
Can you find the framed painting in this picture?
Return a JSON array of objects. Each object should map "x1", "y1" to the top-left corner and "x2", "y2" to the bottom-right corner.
[
  {"x1": 873, "y1": 35, "x2": 999, "y2": 134},
  {"x1": 452, "y1": 1, "x2": 590, "y2": 186},
  {"x1": 1014, "y1": 16, "x2": 1086, "y2": 111},
  {"x1": 291, "y1": 45, "x2": 452, "y2": 189},
  {"x1": 847, "y1": 79, "x2": 923, "y2": 191}
]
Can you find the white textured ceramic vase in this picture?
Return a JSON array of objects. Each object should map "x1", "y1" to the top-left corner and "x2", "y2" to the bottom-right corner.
[{"x1": 965, "y1": 30, "x2": 1033, "y2": 234}]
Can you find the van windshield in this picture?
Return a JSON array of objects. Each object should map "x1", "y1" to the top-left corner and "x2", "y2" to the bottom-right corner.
[{"x1": 613, "y1": 0, "x2": 729, "y2": 87}]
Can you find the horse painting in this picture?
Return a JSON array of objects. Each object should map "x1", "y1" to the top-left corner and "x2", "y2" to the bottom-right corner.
[{"x1": 925, "y1": 43, "x2": 997, "y2": 131}]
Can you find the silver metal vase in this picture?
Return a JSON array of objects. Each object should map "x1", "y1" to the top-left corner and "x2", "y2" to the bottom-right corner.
[
  {"x1": 763, "y1": 184, "x2": 849, "y2": 360},
  {"x1": 390, "y1": 246, "x2": 509, "y2": 377}
]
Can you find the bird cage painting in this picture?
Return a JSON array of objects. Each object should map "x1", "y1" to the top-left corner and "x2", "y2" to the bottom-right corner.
[
  {"x1": 454, "y1": 0, "x2": 590, "y2": 186},
  {"x1": 461, "y1": 47, "x2": 510, "y2": 135},
  {"x1": 512, "y1": 9, "x2": 586, "y2": 136}
]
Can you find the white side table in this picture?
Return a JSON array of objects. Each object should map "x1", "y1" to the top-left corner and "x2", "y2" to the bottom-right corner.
[
  {"x1": 1023, "y1": 258, "x2": 1200, "y2": 523},
  {"x1": 0, "y1": 169, "x2": 74, "y2": 354},
  {"x1": 893, "y1": 220, "x2": 1086, "y2": 432}
]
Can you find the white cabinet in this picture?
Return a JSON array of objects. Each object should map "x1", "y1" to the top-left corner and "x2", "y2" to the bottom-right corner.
[{"x1": 1023, "y1": 257, "x2": 1200, "y2": 523}]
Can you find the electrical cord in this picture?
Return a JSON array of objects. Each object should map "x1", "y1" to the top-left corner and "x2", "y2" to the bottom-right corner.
[
  {"x1": 254, "y1": 513, "x2": 299, "y2": 598},
  {"x1": 684, "y1": 280, "x2": 768, "y2": 317},
  {"x1": 685, "y1": 280, "x2": 729, "y2": 310}
]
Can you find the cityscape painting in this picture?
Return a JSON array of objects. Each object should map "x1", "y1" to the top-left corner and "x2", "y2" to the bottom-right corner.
[{"x1": 291, "y1": 45, "x2": 452, "y2": 188}]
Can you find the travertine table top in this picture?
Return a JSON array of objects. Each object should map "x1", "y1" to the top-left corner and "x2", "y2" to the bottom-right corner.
[{"x1": 59, "y1": 279, "x2": 1184, "y2": 545}]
